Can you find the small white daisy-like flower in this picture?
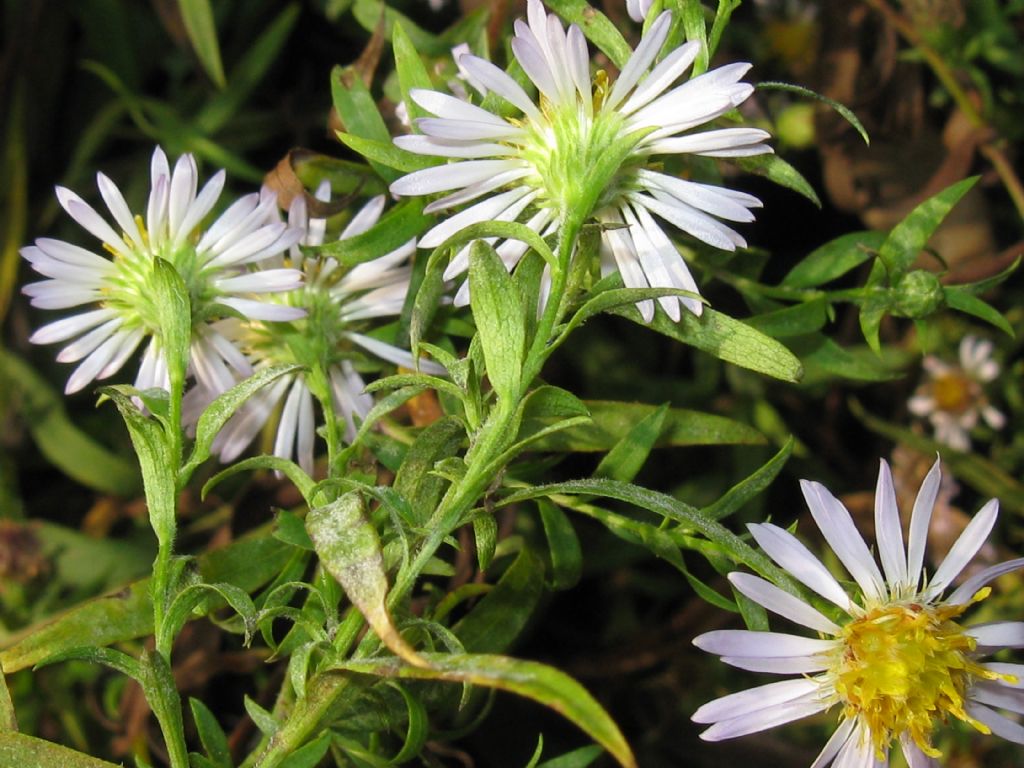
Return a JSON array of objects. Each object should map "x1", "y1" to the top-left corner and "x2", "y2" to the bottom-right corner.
[
  {"x1": 693, "y1": 458, "x2": 1024, "y2": 766},
  {"x1": 908, "y1": 335, "x2": 1005, "y2": 452},
  {"x1": 204, "y1": 188, "x2": 442, "y2": 474},
  {"x1": 21, "y1": 146, "x2": 305, "y2": 395},
  {"x1": 389, "y1": 0, "x2": 771, "y2": 321}
]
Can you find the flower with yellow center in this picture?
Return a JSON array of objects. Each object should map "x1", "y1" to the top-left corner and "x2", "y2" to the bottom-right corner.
[
  {"x1": 693, "y1": 458, "x2": 1024, "y2": 767},
  {"x1": 389, "y1": 0, "x2": 771, "y2": 321},
  {"x1": 908, "y1": 335, "x2": 1005, "y2": 452}
]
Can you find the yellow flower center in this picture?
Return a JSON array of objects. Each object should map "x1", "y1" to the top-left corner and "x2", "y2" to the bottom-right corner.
[
  {"x1": 831, "y1": 600, "x2": 1000, "y2": 758},
  {"x1": 932, "y1": 372, "x2": 975, "y2": 413}
]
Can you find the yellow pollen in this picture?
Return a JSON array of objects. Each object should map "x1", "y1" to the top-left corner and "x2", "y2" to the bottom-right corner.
[
  {"x1": 932, "y1": 371, "x2": 974, "y2": 413},
  {"x1": 831, "y1": 602, "x2": 994, "y2": 758}
]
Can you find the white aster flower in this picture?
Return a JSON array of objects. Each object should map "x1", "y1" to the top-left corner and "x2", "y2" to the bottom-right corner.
[
  {"x1": 693, "y1": 458, "x2": 1024, "y2": 766},
  {"x1": 204, "y1": 188, "x2": 443, "y2": 475},
  {"x1": 626, "y1": 0, "x2": 654, "y2": 23},
  {"x1": 21, "y1": 146, "x2": 305, "y2": 395},
  {"x1": 389, "y1": 0, "x2": 771, "y2": 321},
  {"x1": 908, "y1": 335, "x2": 1005, "y2": 452}
]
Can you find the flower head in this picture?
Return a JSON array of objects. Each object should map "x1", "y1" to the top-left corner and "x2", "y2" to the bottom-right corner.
[
  {"x1": 200, "y1": 187, "x2": 442, "y2": 474},
  {"x1": 22, "y1": 147, "x2": 305, "y2": 395},
  {"x1": 389, "y1": 0, "x2": 770, "y2": 320},
  {"x1": 693, "y1": 459, "x2": 1024, "y2": 766},
  {"x1": 908, "y1": 335, "x2": 1005, "y2": 451}
]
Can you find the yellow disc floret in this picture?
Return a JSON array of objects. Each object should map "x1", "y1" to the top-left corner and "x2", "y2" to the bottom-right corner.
[{"x1": 830, "y1": 599, "x2": 1001, "y2": 758}]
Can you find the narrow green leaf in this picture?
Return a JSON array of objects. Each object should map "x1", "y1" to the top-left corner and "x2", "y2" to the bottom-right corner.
[
  {"x1": 315, "y1": 198, "x2": 431, "y2": 266},
  {"x1": 393, "y1": 22, "x2": 434, "y2": 122},
  {"x1": 307, "y1": 492, "x2": 424, "y2": 665},
  {"x1": 453, "y1": 548, "x2": 544, "y2": 653},
  {"x1": 758, "y1": 82, "x2": 870, "y2": 145},
  {"x1": 858, "y1": 292, "x2": 888, "y2": 354},
  {"x1": 185, "y1": 363, "x2": 304, "y2": 478},
  {"x1": 394, "y1": 417, "x2": 465, "y2": 525},
  {"x1": 677, "y1": 0, "x2": 709, "y2": 75},
  {"x1": 386, "y1": 682, "x2": 429, "y2": 764},
  {"x1": 530, "y1": 400, "x2": 764, "y2": 452},
  {"x1": 793, "y1": 336, "x2": 902, "y2": 382},
  {"x1": 0, "y1": 733, "x2": 122, "y2": 767},
  {"x1": 274, "y1": 509, "x2": 315, "y2": 551},
  {"x1": 190, "y1": 698, "x2": 231, "y2": 768},
  {"x1": 781, "y1": 231, "x2": 887, "y2": 288},
  {"x1": 152, "y1": 257, "x2": 191, "y2": 397},
  {"x1": 34, "y1": 645, "x2": 144, "y2": 681},
  {"x1": 0, "y1": 533, "x2": 291, "y2": 673},
  {"x1": 707, "y1": 0, "x2": 741, "y2": 61},
  {"x1": 472, "y1": 514, "x2": 498, "y2": 572},
  {"x1": 595, "y1": 403, "x2": 668, "y2": 483},
  {"x1": 944, "y1": 287, "x2": 1014, "y2": 336},
  {"x1": 0, "y1": 350, "x2": 139, "y2": 495},
  {"x1": 503, "y1": 479, "x2": 797, "y2": 593},
  {"x1": 702, "y1": 438, "x2": 794, "y2": 520},
  {"x1": 161, "y1": 581, "x2": 258, "y2": 651},
  {"x1": 0, "y1": 667, "x2": 16, "y2": 732},
  {"x1": 543, "y1": 0, "x2": 632, "y2": 69},
  {"x1": 101, "y1": 387, "x2": 176, "y2": 548},
  {"x1": 331, "y1": 65, "x2": 399, "y2": 183},
  {"x1": 351, "y1": 0, "x2": 446, "y2": 56},
  {"x1": 538, "y1": 500, "x2": 582, "y2": 590},
  {"x1": 735, "y1": 154, "x2": 821, "y2": 207},
  {"x1": 244, "y1": 695, "x2": 279, "y2": 738},
  {"x1": 333, "y1": 653, "x2": 638, "y2": 768},
  {"x1": 203, "y1": 455, "x2": 315, "y2": 506},
  {"x1": 611, "y1": 306, "x2": 804, "y2": 382},
  {"x1": 537, "y1": 745, "x2": 605, "y2": 768},
  {"x1": 178, "y1": 0, "x2": 226, "y2": 87},
  {"x1": 469, "y1": 241, "x2": 526, "y2": 401},
  {"x1": 744, "y1": 298, "x2": 828, "y2": 338},
  {"x1": 278, "y1": 731, "x2": 332, "y2": 768},
  {"x1": 877, "y1": 177, "x2": 978, "y2": 277},
  {"x1": 336, "y1": 131, "x2": 438, "y2": 173}
]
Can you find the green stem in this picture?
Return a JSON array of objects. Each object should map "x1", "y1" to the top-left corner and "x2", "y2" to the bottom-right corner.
[{"x1": 251, "y1": 218, "x2": 582, "y2": 768}]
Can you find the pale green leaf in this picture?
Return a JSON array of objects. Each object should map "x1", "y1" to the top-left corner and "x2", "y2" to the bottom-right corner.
[
  {"x1": 178, "y1": 0, "x2": 226, "y2": 88},
  {"x1": 469, "y1": 241, "x2": 526, "y2": 401},
  {"x1": 781, "y1": 231, "x2": 886, "y2": 288}
]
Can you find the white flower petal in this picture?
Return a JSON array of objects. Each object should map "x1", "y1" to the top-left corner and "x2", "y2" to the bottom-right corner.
[
  {"x1": 98, "y1": 328, "x2": 145, "y2": 379},
  {"x1": 416, "y1": 117, "x2": 525, "y2": 142},
  {"x1": 873, "y1": 459, "x2": 908, "y2": 588},
  {"x1": 728, "y1": 573, "x2": 841, "y2": 634},
  {"x1": 899, "y1": 735, "x2": 939, "y2": 768},
  {"x1": 907, "y1": 457, "x2": 941, "y2": 591},
  {"x1": 422, "y1": 186, "x2": 535, "y2": 250},
  {"x1": 968, "y1": 622, "x2": 1024, "y2": 650},
  {"x1": 926, "y1": 497, "x2": 999, "y2": 597},
  {"x1": 699, "y1": 698, "x2": 829, "y2": 742},
  {"x1": 809, "y1": 717, "x2": 858, "y2": 768},
  {"x1": 800, "y1": 479, "x2": 886, "y2": 602},
  {"x1": 692, "y1": 678, "x2": 821, "y2": 724},
  {"x1": 345, "y1": 332, "x2": 447, "y2": 375},
  {"x1": 56, "y1": 190, "x2": 132, "y2": 256},
  {"x1": 748, "y1": 523, "x2": 853, "y2": 612},
  {"x1": 217, "y1": 297, "x2": 306, "y2": 322},
  {"x1": 456, "y1": 55, "x2": 543, "y2": 122},
  {"x1": 55, "y1": 318, "x2": 123, "y2": 363},
  {"x1": 411, "y1": 88, "x2": 512, "y2": 126},
  {"x1": 720, "y1": 655, "x2": 830, "y2": 674},
  {"x1": 619, "y1": 41, "x2": 701, "y2": 117},
  {"x1": 392, "y1": 159, "x2": 525, "y2": 196},
  {"x1": 692, "y1": 629, "x2": 837, "y2": 658},
  {"x1": 65, "y1": 331, "x2": 126, "y2": 394},
  {"x1": 966, "y1": 702, "x2": 1024, "y2": 745},
  {"x1": 606, "y1": 12, "x2": 672, "y2": 111},
  {"x1": 167, "y1": 153, "x2": 198, "y2": 240},
  {"x1": 970, "y1": 681, "x2": 1024, "y2": 715},
  {"x1": 394, "y1": 134, "x2": 515, "y2": 159},
  {"x1": 214, "y1": 268, "x2": 303, "y2": 294},
  {"x1": 946, "y1": 557, "x2": 1024, "y2": 606},
  {"x1": 174, "y1": 170, "x2": 226, "y2": 248},
  {"x1": 30, "y1": 308, "x2": 119, "y2": 345},
  {"x1": 275, "y1": 377, "x2": 305, "y2": 465},
  {"x1": 982, "y1": 663, "x2": 1024, "y2": 688},
  {"x1": 96, "y1": 172, "x2": 143, "y2": 246},
  {"x1": 631, "y1": 191, "x2": 746, "y2": 251}
]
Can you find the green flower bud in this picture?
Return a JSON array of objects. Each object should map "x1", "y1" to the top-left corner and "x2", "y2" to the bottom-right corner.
[{"x1": 892, "y1": 270, "x2": 945, "y2": 318}]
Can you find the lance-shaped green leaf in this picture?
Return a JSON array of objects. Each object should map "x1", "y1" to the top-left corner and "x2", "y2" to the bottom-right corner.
[
  {"x1": 702, "y1": 438, "x2": 794, "y2": 520},
  {"x1": 538, "y1": 501, "x2": 582, "y2": 590},
  {"x1": 159, "y1": 581, "x2": 258, "y2": 652},
  {"x1": 469, "y1": 241, "x2": 526, "y2": 401},
  {"x1": 393, "y1": 22, "x2": 433, "y2": 122},
  {"x1": 315, "y1": 199, "x2": 432, "y2": 266},
  {"x1": 611, "y1": 305, "x2": 803, "y2": 382},
  {"x1": 101, "y1": 387, "x2": 176, "y2": 549},
  {"x1": 178, "y1": 0, "x2": 226, "y2": 88},
  {"x1": 530, "y1": 401, "x2": 763, "y2": 453},
  {"x1": 595, "y1": 403, "x2": 667, "y2": 483},
  {"x1": 394, "y1": 417, "x2": 466, "y2": 525},
  {"x1": 453, "y1": 547, "x2": 545, "y2": 652},
  {"x1": 0, "y1": 733, "x2": 123, "y2": 768},
  {"x1": 735, "y1": 154, "x2": 821, "y2": 207},
  {"x1": 0, "y1": 666, "x2": 15, "y2": 732},
  {"x1": 306, "y1": 492, "x2": 425, "y2": 666},
  {"x1": 184, "y1": 363, "x2": 305, "y2": 479},
  {"x1": 152, "y1": 257, "x2": 191, "y2": 402},
  {"x1": 758, "y1": 82, "x2": 870, "y2": 145},
  {"x1": 331, "y1": 65, "x2": 400, "y2": 183},
  {"x1": 944, "y1": 287, "x2": 1014, "y2": 336},
  {"x1": 332, "y1": 653, "x2": 637, "y2": 768},
  {"x1": 781, "y1": 231, "x2": 886, "y2": 288},
  {"x1": 877, "y1": 177, "x2": 977, "y2": 277},
  {"x1": 190, "y1": 698, "x2": 232, "y2": 768}
]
